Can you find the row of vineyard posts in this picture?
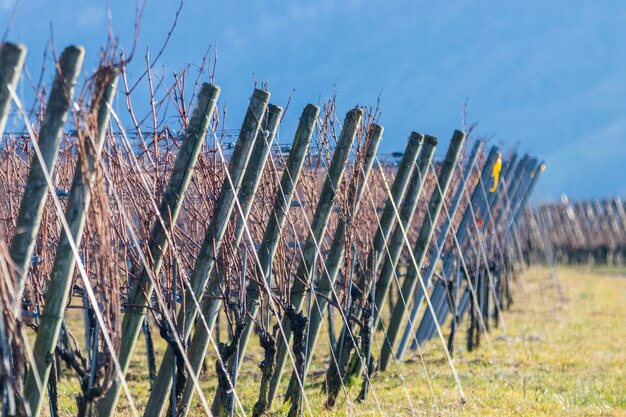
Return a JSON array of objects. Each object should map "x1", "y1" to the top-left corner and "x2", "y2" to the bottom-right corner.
[
  {"x1": 521, "y1": 196, "x2": 626, "y2": 266},
  {"x1": 0, "y1": 42, "x2": 549, "y2": 417}
]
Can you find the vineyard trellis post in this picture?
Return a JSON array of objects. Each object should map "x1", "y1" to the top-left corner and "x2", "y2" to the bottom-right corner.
[
  {"x1": 8, "y1": 46, "x2": 85, "y2": 314},
  {"x1": 369, "y1": 136, "x2": 437, "y2": 333},
  {"x1": 511, "y1": 161, "x2": 544, "y2": 230},
  {"x1": 142, "y1": 101, "x2": 283, "y2": 417},
  {"x1": 283, "y1": 124, "x2": 385, "y2": 402},
  {"x1": 0, "y1": 43, "x2": 27, "y2": 138},
  {"x1": 342, "y1": 134, "x2": 436, "y2": 383},
  {"x1": 96, "y1": 83, "x2": 223, "y2": 416},
  {"x1": 0, "y1": 41, "x2": 27, "y2": 417},
  {"x1": 410, "y1": 146, "x2": 500, "y2": 348},
  {"x1": 450, "y1": 157, "x2": 540, "y2": 338},
  {"x1": 490, "y1": 152, "x2": 519, "y2": 229},
  {"x1": 466, "y1": 152, "x2": 520, "y2": 328},
  {"x1": 334, "y1": 132, "x2": 426, "y2": 381},
  {"x1": 425, "y1": 151, "x2": 519, "y2": 343},
  {"x1": 478, "y1": 152, "x2": 521, "y2": 321},
  {"x1": 174, "y1": 104, "x2": 319, "y2": 417},
  {"x1": 395, "y1": 139, "x2": 482, "y2": 359},
  {"x1": 498, "y1": 157, "x2": 538, "y2": 265},
  {"x1": 24, "y1": 67, "x2": 119, "y2": 417},
  {"x1": 502, "y1": 155, "x2": 532, "y2": 219},
  {"x1": 378, "y1": 129, "x2": 466, "y2": 370},
  {"x1": 611, "y1": 197, "x2": 626, "y2": 238},
  {"x1": 206, "y1": 104, "x2": 284, "y2": 414},
  {"x1": 267, "y1": 108, "x2": 363, "y2": 407}
]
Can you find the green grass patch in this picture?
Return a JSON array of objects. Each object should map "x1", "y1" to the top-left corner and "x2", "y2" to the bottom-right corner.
[{"x1": 38, "y1": 266, "x2": 626, "y2": 416}]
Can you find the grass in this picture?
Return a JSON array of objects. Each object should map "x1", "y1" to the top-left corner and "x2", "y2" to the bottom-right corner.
[{"x1": 40, "y1": 265, "x2": 626, "y2": 416}]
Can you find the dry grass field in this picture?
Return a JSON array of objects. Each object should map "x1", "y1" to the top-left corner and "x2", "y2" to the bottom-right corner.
[{"x1": 41, "y1": 265, "x2": 626, "y2": 416}]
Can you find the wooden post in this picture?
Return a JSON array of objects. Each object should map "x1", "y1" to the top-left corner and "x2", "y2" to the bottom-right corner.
[
  {"x1": 342, "y1": 133, "x2": 426, "y2": 379},
  {"x1": 315, "y1": 134, "x2": 434, "y2": 400},
  {"x1": 267, "y1": 108, "x2": 362, "y2": 407},
  {"x1": 395, "y1": 139, "x2": 482, "y2": 359},
  {"x1": 437, "y1": 155, "x2": 534, "y2": 341},
  {"x1": 284, "y1": 125, "x2": 385, "y2": 400},
  {"x1": 369, "y1": 135, "x2": 438, "y2": 333},
  {"x1": 424, "y1": 150, "x2": 511, "y2": 343},
  {"x1": 411, "y1": 146, "x2": 500, "y2": 347},
  {"x1": 503, "y1": 156, "x2": 531, "y2": 218},
  {"x1": 144, "y1": 103, "x2": 283, "y2": 417},
  {"x1": 479, "y1": 153, "x2": 525, "y2": 318},
  {"x1": 0, "y1": 45, "x2": 27, "y2": 411},
  {"x1": 0, "y1": 42, "x2": 27, "y2": 414},
  {"x1": 610, "y1": 197, "x2": 626, "y2": 243},
  {"x1": 295, "y1": 132, "x2": 424, "y2": 393},
  {"x1": 490, "y1": 153, "x2": 519, "y2": 229},
  {"x1": 176, "y1": 104, "x2": 319, "y2": 417},
  {"x1": 478, "y1": 152, "x2": 520, "y2": 323},
  {"x1": 95, "y1": 83, "x2": 222, "y2": 416},
  {"x1": 332, "y1": 135, "x2": 435, "y2": 390},
  {"x1": 379, "y1": 130, "x2": 466, "y2": 371},
  {"x1": 9, "y1": 46, "x2": 85, "y2": 312},
  {"x1": 24, "y1": 67, "x2": 119, "y2": 417},
  {"x1": 0, "y1": 42, "x2": 27, "y2": 137},
  {"x1": 498, "y1": 157, "x2": 536, "y2": 244},
  {"x1": 510, "y1": 161, "x2": 544, "y2": 229}
]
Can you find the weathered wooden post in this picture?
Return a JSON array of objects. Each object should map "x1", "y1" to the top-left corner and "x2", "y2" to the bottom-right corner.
[
  {"x1": 282, "y1": 125, "x2": 385, "y2": 401},
  {"x1": 9, "y1": 46, "x2": 85, "y2": 312},
  {"x1": 482, "y1": 153, "x2": 528, "y2": 315},
  {"x1": 510, "y1": 161, "x2": 544, "y2": 229},
  {"x1": 496, "y1": 159, "x2": 543, "y2": 313},
  {"x1": 411, "y1": 147, "x2": 500, "y2": 348},
  {"x1": 446, "y1": 253, "x2": 462, "y2": 354},
  {"x1": 395, "y1": 139, "x2": 482, "y2": 359},
  {"x1": 503, "y1": 156, "x2": 531, "y2": 221},
  {"x1": 483, "y1": 153, "x2": 520, "y2": 320},
  {"x1": 333, "y1": 134, "x2": 434, "y2": 387},
  {"x1": 233, "y1": 104, "x2": 319, "y2": 364},
  {"x1": 96, "y1": 83, "x2": 224, "y2": 416},
  {"x1": 143, "y1": 102, "x2": 282, "y2": 417},
  {"x1": 459, "y1": 151, "x2": 512, "y2": 330},
  {"x1": 450, "y1": 157, "x2": 540, "y2": 334},
  {"x1": 329, "y1": 135, "x2": 440, "y2": 397},
  {"x1": 182, "y1": 104, "x2": 283, "y2": 415},
  {"x1": 379, "y1": 130, "x2": 466, "y2": 371},
  {"x1": 425, "y1": 152, "x2": 515, "y2": 343},
  {"x1": 285, "y1": 131, "x2": 422, "y2": 397},
  {"x1": 502, "y1": 158, "x2": 537, "y2": 239},
  {"x1": 0, "y1": 40, "x2": 27, "y2": 417},
  {"x1": 490, "y1": 153, "x2": 519, "y2": 229},
  {"x1": 267, "y1": 108, "x2": 362, "y2": 407},
  {"x1": 343, "y1": 134, "x2": 429, "y2": 381},
  {"x1": 610, "y1": 197, "x2": 626, "y2": 246},
  {"x1": 0, "y1": 43, "x2": 27, "y2": 137},
  {"x1": 176, "y1": 104, "x2": 319, "y2": 417},
  {"x1": 370, "y1": 135, "x2": 438, "y2": 332},
  {"x1": 24, "y1": 67, "x2": 119, "y2": 417}
]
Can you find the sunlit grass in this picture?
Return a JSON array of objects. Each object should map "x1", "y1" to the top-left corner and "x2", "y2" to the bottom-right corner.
[{"x1": 40, "y1": 265, "x2": 626, "y2": 416}]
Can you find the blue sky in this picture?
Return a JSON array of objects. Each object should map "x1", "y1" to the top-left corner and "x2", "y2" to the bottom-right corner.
[{"x1": 2, "y1": 0, "x2": 626, "y2": 200}]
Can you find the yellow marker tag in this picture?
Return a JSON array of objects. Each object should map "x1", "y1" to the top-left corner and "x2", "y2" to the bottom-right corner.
[{"x1": 489, "y1": 153, "x2": 502, "y2": 192}]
